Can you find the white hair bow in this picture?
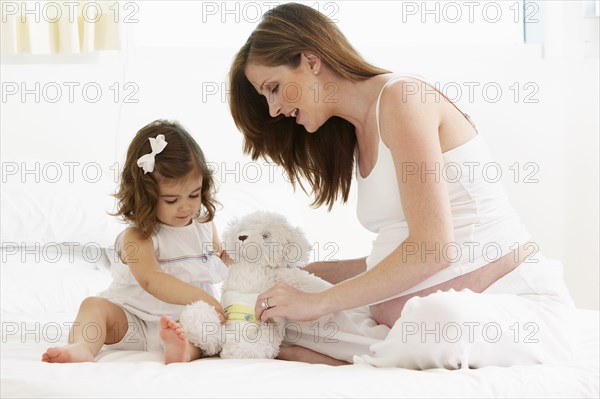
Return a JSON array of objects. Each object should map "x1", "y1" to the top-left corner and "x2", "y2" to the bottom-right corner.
[{"x1": 137, "y1": 134, "x2": 168, "y2": 174}]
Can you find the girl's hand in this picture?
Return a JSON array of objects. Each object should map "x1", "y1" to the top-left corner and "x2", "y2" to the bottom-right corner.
[
  {"x1": 220, "y1": 250, "x2": 234, "y2": 267},
  {"x1": 255, "y1": 282, "x2": 329, "y2": 322}
]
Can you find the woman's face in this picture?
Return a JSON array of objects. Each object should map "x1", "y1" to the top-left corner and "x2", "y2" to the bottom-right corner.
[{"x1": 245, "y1": 56, "x2": 328, "y2": 133}]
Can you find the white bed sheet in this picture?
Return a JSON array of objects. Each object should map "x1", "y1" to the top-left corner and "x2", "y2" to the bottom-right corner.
[{"x1": 1, "y1": 309, "x2": 598, "y2": 398}]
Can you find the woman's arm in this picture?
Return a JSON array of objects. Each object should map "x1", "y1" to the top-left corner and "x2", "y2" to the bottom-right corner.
[
  {"x1": 256, "y1": 80, "x2": 454, "y2": 321},
  {"x1": 303, "y1": 258, "x2": 367, "y2": 285},
  {"x1": 121, "y1": 228, "x2": 224, "y2": 316}
]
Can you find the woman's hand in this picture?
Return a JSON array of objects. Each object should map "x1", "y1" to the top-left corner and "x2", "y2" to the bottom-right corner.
[{"x1": 255, "y1": 282, "x2": 329, "y2": 322}]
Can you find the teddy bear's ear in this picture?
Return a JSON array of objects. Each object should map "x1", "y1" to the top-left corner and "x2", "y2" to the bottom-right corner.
[{"x1": 285, "y1": 226, "x2": 311, "y2": 266}]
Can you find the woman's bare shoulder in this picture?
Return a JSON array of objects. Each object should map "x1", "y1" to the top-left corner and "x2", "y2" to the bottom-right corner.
[{"x1": 377, "y1": 77, "x2": 443, "y2": 144}]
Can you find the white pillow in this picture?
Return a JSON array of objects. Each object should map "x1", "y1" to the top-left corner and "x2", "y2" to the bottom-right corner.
[
  {"x1": 1, "y1": 170, "x2": 125, "y2": 248},
  {"x1": 0, "y1": 247, "x2": 112, "y2": 314}
]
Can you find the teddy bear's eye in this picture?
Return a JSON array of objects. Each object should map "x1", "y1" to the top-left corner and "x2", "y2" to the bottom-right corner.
[{"x1": 261, "y1": 232, "x2": 270, "y2": 240}]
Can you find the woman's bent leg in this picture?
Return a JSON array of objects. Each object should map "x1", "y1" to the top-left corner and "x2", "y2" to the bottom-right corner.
[
  {"x1": 357, "y1": 288, "x2": 576, "y2": 369},
  {"x1": 277, "y1": 345, "x2": 349, "y2": 366}
]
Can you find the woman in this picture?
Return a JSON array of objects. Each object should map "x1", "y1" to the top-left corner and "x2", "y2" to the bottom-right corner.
[{"x1": 228, "y1": 3, "x2": 575, "y2": 368}]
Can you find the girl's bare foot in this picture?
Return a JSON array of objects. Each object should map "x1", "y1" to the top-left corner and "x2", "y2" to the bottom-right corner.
[
  {"x1": 160, "y1": 315, "x2": 190, "y2": 364},
  {"x1": 41, "y1": 344, "x2": 95, "y2": 363}
]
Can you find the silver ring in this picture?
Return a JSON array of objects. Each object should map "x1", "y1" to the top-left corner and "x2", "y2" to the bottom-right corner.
[{"x1": 261, "y1": 298, "x2": 270, "y2": 309}]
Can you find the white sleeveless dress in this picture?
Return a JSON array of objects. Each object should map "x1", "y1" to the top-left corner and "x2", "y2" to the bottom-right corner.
[
  {"x1": 99, "y1": 220, "x2": 229, "y2": 322},
  {"x1": 350, "y1": 75, "x2": 576, "y2": 368}
]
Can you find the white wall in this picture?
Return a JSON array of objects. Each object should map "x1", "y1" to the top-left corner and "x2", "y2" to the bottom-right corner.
[{"x1": 1, "y1": 1, "x2": 598, "y2": 309}]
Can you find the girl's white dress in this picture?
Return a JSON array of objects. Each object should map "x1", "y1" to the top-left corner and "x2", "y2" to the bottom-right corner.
[{"x1": 99, "y1": 220, "x2": 229, "y2": 322}]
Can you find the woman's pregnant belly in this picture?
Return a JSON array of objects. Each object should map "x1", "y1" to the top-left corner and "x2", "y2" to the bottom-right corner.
[{"x1": 370, "y1": 243, "x2": 533, "y2": 327}]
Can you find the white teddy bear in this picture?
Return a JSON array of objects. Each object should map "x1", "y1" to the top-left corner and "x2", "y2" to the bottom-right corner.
[{"x1": 179, "y1": 211, "x2": 332, "y2": 359}]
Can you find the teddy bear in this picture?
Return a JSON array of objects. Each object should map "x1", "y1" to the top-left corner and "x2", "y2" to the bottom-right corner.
[{"x1": 179, "y1": 211, "x2": 333, "y2": 359}]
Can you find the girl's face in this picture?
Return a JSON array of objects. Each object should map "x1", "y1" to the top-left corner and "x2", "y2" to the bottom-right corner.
[
  {"x1": 155, "y1": 173, "x2": 203, "y2": 227},
  {"x1": 245, "y1": 55, "x2": 329, "y2": 133}
]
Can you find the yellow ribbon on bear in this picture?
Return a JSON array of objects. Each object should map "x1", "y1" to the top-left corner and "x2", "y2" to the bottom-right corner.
[{"x1": 224, "y1": 304, "x2": 257, "y2": 323}]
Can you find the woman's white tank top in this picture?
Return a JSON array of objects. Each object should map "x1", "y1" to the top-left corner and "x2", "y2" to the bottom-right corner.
[{"x1": 356, "y1": 75, "x2": 531, "y2": 299}]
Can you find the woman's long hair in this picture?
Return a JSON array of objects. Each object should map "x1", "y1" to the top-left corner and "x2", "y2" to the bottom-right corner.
[{"x1": 229, "y1": 2, "x2": 389, "y2": 209}]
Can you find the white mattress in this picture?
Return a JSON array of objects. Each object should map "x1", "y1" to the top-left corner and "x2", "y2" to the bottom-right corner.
[
  {"x1": 1, "y1": 249, "x2": 598, "y2": 398},
  {"x1": 1, "y1": 309, "x2": 598, "y2": 398}
]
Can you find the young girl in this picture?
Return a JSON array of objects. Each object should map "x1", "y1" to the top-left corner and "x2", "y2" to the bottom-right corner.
[{"x1": 42, "y1": 120, "x2": 230, "y2": 364}]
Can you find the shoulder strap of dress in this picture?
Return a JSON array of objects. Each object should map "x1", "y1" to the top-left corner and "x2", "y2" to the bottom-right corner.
[
  {"x1": 375, "y1": 74, "x2": 478, "y2": 138},
  {"x1": 375, "y1": 76, "x2": 406, "y2": 139}
]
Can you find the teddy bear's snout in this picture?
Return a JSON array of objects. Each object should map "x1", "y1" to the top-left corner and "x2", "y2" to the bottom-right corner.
[{"x1": 238, "y1": 235, "x2": 248, "y2": 242}]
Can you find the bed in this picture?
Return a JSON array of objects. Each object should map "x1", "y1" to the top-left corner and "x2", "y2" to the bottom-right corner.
[
  {"x1": 1, "y1": 244, "x2": 598, "y2": 398},
  {"x1": 1, "y1": 118, "x2": 598, "y2": 397}
]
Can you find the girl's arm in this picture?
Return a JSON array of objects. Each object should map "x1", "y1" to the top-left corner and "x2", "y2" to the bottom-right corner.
[
  {"x1": 256, "y1": 80, "x2": 454, "y2": 321},
  {"x1": 211, "y1": 220, "x2": 233, "y2": 266},
  {"x1": 120, "y1": 228, "x2": 224, "y2": 316}
]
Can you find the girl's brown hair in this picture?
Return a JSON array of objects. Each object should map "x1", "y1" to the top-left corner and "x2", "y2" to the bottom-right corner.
[
  {"x1": 113, "y1": 120, "x2": 217, "y2": 238},
  {"x1": 229, "y1": 2, "x2": 389, "y2": 209}
]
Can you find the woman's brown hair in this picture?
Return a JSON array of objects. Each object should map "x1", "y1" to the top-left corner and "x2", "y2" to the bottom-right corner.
[
  {"x1": 113, "y1": 120, "x2": 218, "y2": 238},
  {"x1": 229, "y1": 2, "x2": 389, "y2": 209}
]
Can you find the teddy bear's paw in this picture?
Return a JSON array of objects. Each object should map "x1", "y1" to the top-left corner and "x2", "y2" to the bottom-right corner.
[{"x1": 179, "y1": 301, "x2": 223, "y2": 356}]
